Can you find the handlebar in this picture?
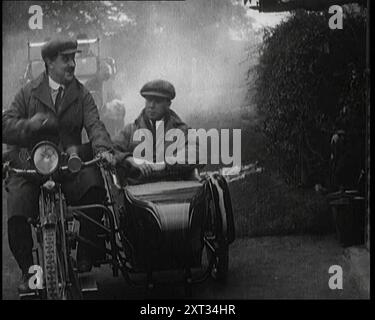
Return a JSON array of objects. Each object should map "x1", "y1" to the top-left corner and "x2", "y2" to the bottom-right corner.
[
  {"x1": 2, "y1": 156, "x2": 103, "y2": 177},
  {"x1": 60, "y1": 156, "x2": 101, "y2": 171},
  {"x1": 2, "y1": 162, "x2": 36, "y2": 175},
  {"x1": 3, "y1": 154, "x2": 168, "y2": 181}
]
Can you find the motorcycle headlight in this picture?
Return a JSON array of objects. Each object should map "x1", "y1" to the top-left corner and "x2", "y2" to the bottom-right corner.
[{"x1": 32, "y1": 142, "x2": 60, "y2": 175}]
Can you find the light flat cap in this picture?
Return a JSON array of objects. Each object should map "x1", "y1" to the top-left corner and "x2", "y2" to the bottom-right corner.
[{"x1": 41, "y1": 37, "x2": 81, "y2": 61}]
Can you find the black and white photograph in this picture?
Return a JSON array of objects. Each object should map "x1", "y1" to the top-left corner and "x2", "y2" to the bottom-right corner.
[{"x1": 2, "y1": 0, "x2": 370, "y2": 305}]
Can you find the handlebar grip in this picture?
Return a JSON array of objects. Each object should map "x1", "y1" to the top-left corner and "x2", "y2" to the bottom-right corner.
[
  {"x1": 2, "y1": 163, "x2": 9, "y2": 179},
  {"x1": 60, "y1": 156, "x2": 101, "y2": 172}
]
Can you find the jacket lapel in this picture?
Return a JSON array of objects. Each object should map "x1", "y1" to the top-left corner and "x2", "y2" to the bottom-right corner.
[
  {"x1": 32, "y1": 72, "x2": 55, "y2": 112},
  {"x1": 32, "y1": 73, "x2": 80, "y2": 115},
  {"x1": 137, "y1": 110, "x2": 153, "y2": 131},
  {"x1": 57, "y1": 78, "x2": 80, "y2": 116}
]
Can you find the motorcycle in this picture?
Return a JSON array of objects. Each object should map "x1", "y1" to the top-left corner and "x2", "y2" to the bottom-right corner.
[
  {"x1": 3, "y1": 141, "x2": 235, "y2": 299},
  {"x1": 3, "y1": 141, "x2": 108, "y2": 299}
]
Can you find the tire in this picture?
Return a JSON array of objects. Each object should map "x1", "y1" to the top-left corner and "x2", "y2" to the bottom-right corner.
[
  {"x1": 210, "y1": 243, "x2": 229, "y2": 282},
  {"x1": 43, "y1": 227, "x2": 61, "y2": 300},
  {"x1": 66, "y1": 257, "x2": 83, "y2": 300},
  {"x1": 43, "y1": 226, "x2": 80, "y2": 299},
  {"x1": 204, "y1": 194, "x2": 229, "y2": 282},
  {"x1": 206, "y1": 242, "x2": 229, "y2": 282},
  {"x1": 184, "y1": 283, "x2": 193, "y2": 297}
]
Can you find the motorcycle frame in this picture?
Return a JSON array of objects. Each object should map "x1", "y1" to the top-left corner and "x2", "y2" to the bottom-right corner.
[
  {"x1": 12, "y1": 164, "x2": 221, "y2": 296},
  {"x1": 67, "y1": 164, "x2": 219, "y2": 289},
  {"x1": 30, "y1": 179, "x2": 78, "y2": 299}
]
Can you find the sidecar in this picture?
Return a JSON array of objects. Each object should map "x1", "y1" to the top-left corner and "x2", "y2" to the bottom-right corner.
[{"x1": 117, "y1": 173, "x2": 235, "y2": 291}]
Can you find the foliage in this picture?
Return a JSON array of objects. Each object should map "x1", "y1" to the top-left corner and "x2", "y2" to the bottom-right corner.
[
  {"x1": 230, "y1": 170, "x2": 333, "y2": 238},
  {"x1": 251, "y1": 9, "x2": 367, "y2": 187},
  {"x1": 2, "y1": 0, "x2": 255, "y2": 40},
  {"x1": 2, "y1": 0, "x2": 255, "y2": 110},
  {"x1": 2, "y1": 1, "x2": 136, "y2": 36}
]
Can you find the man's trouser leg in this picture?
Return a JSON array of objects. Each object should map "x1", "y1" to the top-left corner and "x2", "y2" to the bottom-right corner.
[
  {"x1": 75, "y1": 187, "x2": 107, "y2": 266},
  {"x1": 8, "y1": 217, "x2": 34, "y2": 275},
  {"x1": 5, "y1": 176, "x2": 39, "y2": 274},
  {"x1": 62, "y1": 164, "x2": 107, "y2": 269}
]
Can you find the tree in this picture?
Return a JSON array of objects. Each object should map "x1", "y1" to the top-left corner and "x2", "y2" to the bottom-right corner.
[
  {"x1": 252, "y1": 9, "x2": 366, "y2": 187},
  {"x1": 3, "y1": 1, "x2": 256, "y2": 111}
]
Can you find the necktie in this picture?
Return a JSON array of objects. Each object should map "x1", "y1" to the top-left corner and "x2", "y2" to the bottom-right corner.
[
  {"x1": 55, "y1": 86, "x2": 64, "y2": 113},
  {"x1": 151, "y1": 120, "x2": 156, "y2": 133},
  {"x1": 151, "y1": 120, "x2": 157, "y2": 162}
]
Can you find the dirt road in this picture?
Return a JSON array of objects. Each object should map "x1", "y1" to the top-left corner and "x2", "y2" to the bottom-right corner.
[
  {"x1": 2, "y1": 194, "x2": 365, "y2": 300},
  {"x1": 81, "y1": 235, "x2": 366, "y2": 300}
]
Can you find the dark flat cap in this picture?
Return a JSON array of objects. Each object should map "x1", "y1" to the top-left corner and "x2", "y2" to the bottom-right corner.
[
  {"x1": 140, "y1": 79, "x2": 176, "y2": 100},
  {"x1": 41, "y1": 37, "x2": 81, "y2": 60}
]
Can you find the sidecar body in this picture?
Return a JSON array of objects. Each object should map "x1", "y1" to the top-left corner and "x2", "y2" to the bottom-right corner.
[{"x1": 119, "y1": 174, "x2": 235, "y2": 279}]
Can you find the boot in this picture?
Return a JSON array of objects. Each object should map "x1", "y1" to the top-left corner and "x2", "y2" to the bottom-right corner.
[
  {"x1": 76, "y1": 243, "x2": 93, "y2": 273},
  {"x1": 75, "y1": 188, "x2": 106, "y2": 272},
  {"x1": 18, "y1": 272, "x2": 35, "y2": 295}
]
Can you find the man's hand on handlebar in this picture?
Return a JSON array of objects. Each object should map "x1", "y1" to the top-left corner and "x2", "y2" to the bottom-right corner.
[
  {"x1": 96, "y1": 150, "x2": 117, "y2": 167},
  {"x1": 2, "y1": 161, "x2": 10, "y2": 180}
]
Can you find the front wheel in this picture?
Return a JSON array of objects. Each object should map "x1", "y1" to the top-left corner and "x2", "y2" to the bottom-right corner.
[
  {"x1": 43, "y1": 227, "x2": 82, "y2": 299},
  {"x1": 43, "y1": 227, "x2": 62, "y2": 299}
]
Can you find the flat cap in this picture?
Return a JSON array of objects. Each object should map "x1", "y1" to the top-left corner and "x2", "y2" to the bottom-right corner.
[
  {"x1": 140, "y1": 79, "x2": 176, "y2": 100},
  {"x1": 41, "y1": 37, "x2": 81, "y2": 61}
]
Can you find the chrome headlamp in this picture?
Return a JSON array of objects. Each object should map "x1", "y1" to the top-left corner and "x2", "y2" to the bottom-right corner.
[{"x1": 32, "y1": 142, "x2": 60, "y2": 175}]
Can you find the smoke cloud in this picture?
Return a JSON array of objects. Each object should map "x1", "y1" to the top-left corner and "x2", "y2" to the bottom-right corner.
[{"x1": 3, "y1": 1, "x2": 285, "y2": 125}]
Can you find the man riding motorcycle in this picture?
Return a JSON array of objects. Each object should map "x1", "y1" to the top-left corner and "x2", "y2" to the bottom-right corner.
[{"x1": 2, "y1": 37, "x2": 116, "y2": 294}]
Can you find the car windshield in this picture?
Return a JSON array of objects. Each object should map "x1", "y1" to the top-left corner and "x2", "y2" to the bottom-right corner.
[
  {"x1": 29, "y1": 56, "x2": 98, "y2": 79},
  {"x1": 30, "y1": 60, "x2": 45, "y2": 79},
  {"x1": 75, "y1": 56, "x2": 97, "y2": 77}
]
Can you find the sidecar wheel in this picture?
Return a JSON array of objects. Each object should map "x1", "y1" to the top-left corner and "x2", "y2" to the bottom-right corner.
[
  {"x1": 205, "y1": 192, "x2": 229, "y2": 282},
  {"x1": 184, "y1": 283, "x2": 193, "y2": 297},
  {"x1": 66, "y1": 258, "x2": 83, "y2": 300},
  {"x1": 208, "y1": 243, "x2": 229, "y2": 282}
]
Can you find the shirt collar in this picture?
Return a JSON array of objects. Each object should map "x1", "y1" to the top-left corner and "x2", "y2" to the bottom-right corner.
[
  {"x1": 149, "y1": 118, "x2": 164, "y2": 128},
  {"x1": 48, "y1": 76, "x2": 64, "y2": 91}
]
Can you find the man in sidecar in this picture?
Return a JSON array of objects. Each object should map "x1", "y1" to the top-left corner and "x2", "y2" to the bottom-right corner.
[
  {"x1": 112, "y1": 81, "x2": 235, "y2": 282},
  {"x1": 113, "y1": 79, "x2": 202, "y2": 182},
  {"x1": 2, "y1": 37, "x2": 116, "y2": 294}
]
